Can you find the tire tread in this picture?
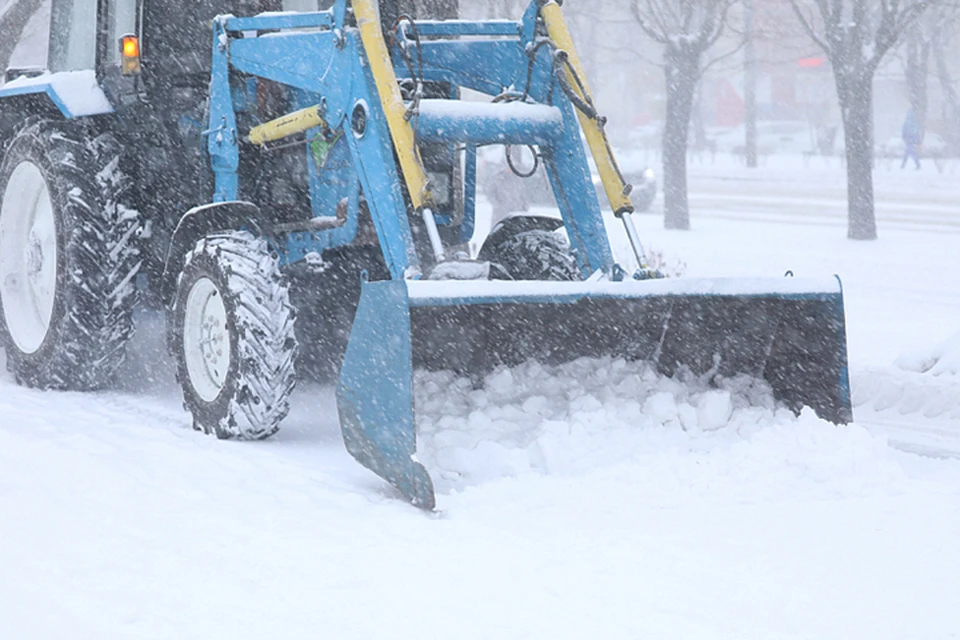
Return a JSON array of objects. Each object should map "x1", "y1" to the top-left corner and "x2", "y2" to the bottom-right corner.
[{"x1": 0, "y1": 120, "x2": 142, "y2": 389}]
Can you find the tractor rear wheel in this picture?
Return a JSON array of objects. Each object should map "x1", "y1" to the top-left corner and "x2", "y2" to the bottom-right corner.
[
  {"x1": 480, "y1": 227, "x2": 581, "y2": 281},
  {"x1": 171, "y1": 231, "x2": 297, "y2": 440},
  {"x1": 0, "y1": 120, "x2": 141, "y2": 389}
]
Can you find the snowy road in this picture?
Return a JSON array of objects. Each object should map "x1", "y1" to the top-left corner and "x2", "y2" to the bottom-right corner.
[
  {"x1": 685, "y1": 157, "x2": 960, "y2": 234},
  {"x1": 690, "y1": 188, "x2": 960, "y2": 233},
  {"x1": 2, "y1": 156, "x2": 959, "y2": 638}
]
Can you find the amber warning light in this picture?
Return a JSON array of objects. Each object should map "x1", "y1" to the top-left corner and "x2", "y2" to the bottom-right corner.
[{"x1": 120, "y1": 35, "x2": 141, "y2": 75}]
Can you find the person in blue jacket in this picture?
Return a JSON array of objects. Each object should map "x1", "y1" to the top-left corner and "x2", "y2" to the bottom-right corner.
[{"x1": 901, "y1": 108, "x2": 922, "y2": 170}]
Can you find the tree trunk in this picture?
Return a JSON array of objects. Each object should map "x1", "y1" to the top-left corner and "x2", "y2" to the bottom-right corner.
[
  {"x1": 0, "y1": 0, "x2": 43, "y2": 73},
  {"x1": 933, "y1": 27, "x2": 960, "y2": 154},
  {"x1": 661, "y1": 53, "x2": 698, "y2": 230},
  {"x1": 744, "y1": 0, "x2": 758, "y2": 167},
  {"x1": 837, "y1": 73, "x2": 878, "y2": 240},
  {"x1": 905, "y1": 28, "x2": 930, "y2": 136}
]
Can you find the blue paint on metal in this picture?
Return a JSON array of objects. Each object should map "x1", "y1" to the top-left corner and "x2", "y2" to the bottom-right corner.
[
  {"x1": 832, "y1": 275, "x2": 854, "y2": 422},
  {"x1": 0, "y1": 77, "x2": 114, "y2": 118},
  {"x1": 332, "y1": 0, "x2": 348, "y2": 32},
  {"x1": 229, "y1": 31, "x2": 348, "y2": 99},
  {"x1": 541, "y1": 97, "x2": 616, "y2": 276},
  {"x1": 411, "y1": 40, "x2": 527, "y2": 95},
  {"x1": 412, "y1": 105, "x2": 562, "y2": 146},
  {"x1": 207, "y1": 18, "x2": 240, "y2": 202},
  {"x1": 336, "y1": 280, "x2": 435, "y2": 510},
  {"x1": 462, "y1": 144, "x2": 477, "y2": 243},
  {"x1": 520, "y1": 1, "x2": 541, "y2": 46},
  {"x1": 519, "y1": 38, "x2": 562, "y2": 107},
  {"x1": 222, "y1": 20, "x2": 420, "y2": 276},
  {"x1": 340, "y1": 34, "x2": 421, "y2": 279},
  {"x1": 206, "y1": 5, "x2": 600, "y2": 278},
  {"x1": 224, "y1": 11, "x2": 333, "y2": 32},
  {"x1": 413, "y1": 20, "x2": 521, "y2": 37}
]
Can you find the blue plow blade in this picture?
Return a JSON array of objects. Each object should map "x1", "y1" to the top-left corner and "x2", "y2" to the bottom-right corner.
[{"x1": 336, "y1": 277, "x2": 853, "y2": 509}]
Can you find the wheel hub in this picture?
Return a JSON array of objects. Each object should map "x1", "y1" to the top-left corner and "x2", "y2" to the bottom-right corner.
[
  {"x1": 199, "y1": 309, "x2": 226, "y2": 372},
  {"x1": 183, "y1": 277, "x2": 232, "y2": 402},
  {"x1": 26, "y1": 239, "x2": 43, "y2": 274},
  {"x1": 0, "y1": 161, "x2": 58, "y2": 354}
]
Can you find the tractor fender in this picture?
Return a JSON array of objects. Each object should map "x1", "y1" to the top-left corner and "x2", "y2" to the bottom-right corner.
[
  {"x1": 161, "y1": 201, "x2": 263, "y2": 306},
  {"x1": 0, "y1": 70, "x2": 114, "y2": 119},
  {"x1": 0, "y1": 71, "x2": 115, "y2": 150},
  {"x1": 478, "y1": 213, "x2": 564, "y2": 257}
]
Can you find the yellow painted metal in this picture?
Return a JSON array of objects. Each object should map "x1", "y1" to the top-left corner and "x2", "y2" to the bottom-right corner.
[
  {"x1": 248, "y1": 104, "x2": 329, "y2": 146},
  {"x1": 352, "y1": 0, "x2": 432, "y2": 209},
  {"x1": 540, "y1": 1, "x2": 633, "y2": 214}
]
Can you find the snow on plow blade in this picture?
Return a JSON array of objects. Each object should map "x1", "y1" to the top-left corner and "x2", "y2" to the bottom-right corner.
[{"x1": 336, "y1": 277, "x2": 852, "y2": 509}]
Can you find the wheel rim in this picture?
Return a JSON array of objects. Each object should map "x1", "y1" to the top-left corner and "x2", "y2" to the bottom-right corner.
[
  {"x1": 0, "y1": 162, "x2": 58, "y2": 355},
  {"x1": 183, "y1": 277, "x2": 231, "y2": 402}
]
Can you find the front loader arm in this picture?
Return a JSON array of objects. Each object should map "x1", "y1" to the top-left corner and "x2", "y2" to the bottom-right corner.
[
  {"x1": 205, "y1": 1, "x2": 630, "y2": 277},
  {"x1": 352, "y1": 0, "x2": 433, "y2": 212},
  {"x1": 538, "y1": 0, "x2": 634, "y2": 216}
]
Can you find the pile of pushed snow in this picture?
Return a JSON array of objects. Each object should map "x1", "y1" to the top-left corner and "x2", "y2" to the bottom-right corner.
[
  {"x1": 415, "y1": 357, "x2": 899, "y2": 496},
  {"x1": 895, "y1": 330, "x2": 960, "y2": 378},
  {"x1": 853, "y1": 331, "x2": 960, "y2": 423}
]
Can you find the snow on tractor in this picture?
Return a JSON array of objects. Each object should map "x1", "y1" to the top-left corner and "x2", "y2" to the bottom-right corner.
[{"x1": 0, "y1": 0, "x2": 853, "y2": 509}]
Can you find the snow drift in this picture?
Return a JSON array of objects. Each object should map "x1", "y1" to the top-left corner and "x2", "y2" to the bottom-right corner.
[
  {"x1": 854, "y1": 330, "x2": 960, "y2": 422},
  {"x1": 415, "y1": 357, "x2": 906, "y2": 502}
]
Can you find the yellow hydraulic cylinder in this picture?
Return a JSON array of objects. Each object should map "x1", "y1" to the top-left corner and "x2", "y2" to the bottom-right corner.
[
  {"x1": 540, "y1": 1, "x2": 634, "y2": 214},
  {"x1": 352, "y1": 0, "x2": 432, "y2": 210},
  {"x1": 248, "y1": 104, "x2": 329, "y2": 146}
]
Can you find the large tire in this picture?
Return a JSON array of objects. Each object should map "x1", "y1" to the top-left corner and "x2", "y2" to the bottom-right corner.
[
  {"x1": 0, "y1": 120, "x2": 141, "y2": 389},
  {"x1": 171, "y1": 231, "x2": 297, "y2": 440},
  {"x1": 479, "y1": 227, "x2": 581, "y2": 281}
]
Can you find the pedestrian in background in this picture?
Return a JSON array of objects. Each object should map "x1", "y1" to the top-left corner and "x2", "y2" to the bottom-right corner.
[{"x1": 901, "y1": 108, "x2": 922, "y2": 170}]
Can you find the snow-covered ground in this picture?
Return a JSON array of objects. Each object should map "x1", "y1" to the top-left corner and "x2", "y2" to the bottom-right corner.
[{"x1": 2, "y1": 155, "x2": 959, "y2": 638}]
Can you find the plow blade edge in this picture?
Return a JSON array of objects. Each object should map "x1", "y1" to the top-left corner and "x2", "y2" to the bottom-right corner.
[{"x1": 336, "y1": 277, "x2": 852, "y2": 509}]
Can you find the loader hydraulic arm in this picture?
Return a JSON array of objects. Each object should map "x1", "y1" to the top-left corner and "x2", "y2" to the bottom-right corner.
[
  {"x1": 538, "y1": 0, "x2": 634, "y2": 217},
  {"x1": 353, "y1": 0, "x2": 432, "y2": 212}
]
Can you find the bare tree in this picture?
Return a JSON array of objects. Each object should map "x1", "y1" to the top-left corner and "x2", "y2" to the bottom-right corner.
[
  {"x1": 898, "y1": 5, "x2": 958, "y2": 141},
  {"x1": 931, "y1": 6, "x2": 960, "y2": 153},
  {"x1": 631, "y1": 0, "x2": 737, "y2": 230},
  {"x1": 789, "y1": 0, "x2": 931, "y2": 240},
  {"x1": 0, "y1": 0, "x2": 43, "y2": 73},
  {"x1": 743, "y1": 0, "x2": 758, "y2": 167},
  {"x1": 902, "y1": 14, "x2": 933, "y2": 138}
]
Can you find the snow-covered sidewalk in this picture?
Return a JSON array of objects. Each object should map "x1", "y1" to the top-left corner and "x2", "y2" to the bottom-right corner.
[{"x1": 2, "y1": 371, "x2": 958, "y2": 639}]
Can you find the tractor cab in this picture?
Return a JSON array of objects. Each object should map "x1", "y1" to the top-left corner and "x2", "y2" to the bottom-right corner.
[
  {"x1": 47, "y1": 0, "x2": 287, "y2": 105},
  {"x1": 44, "y1": 0, "x2": 446, "y2": 106}
]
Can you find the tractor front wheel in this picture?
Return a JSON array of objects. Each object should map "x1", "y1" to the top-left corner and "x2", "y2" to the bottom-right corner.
[
  {"x1": 479, "y1": 227, "x2": 581, "y2": 281},
  {"x1": 171, "y1": 231, "x2": 297, "y2": 440}
]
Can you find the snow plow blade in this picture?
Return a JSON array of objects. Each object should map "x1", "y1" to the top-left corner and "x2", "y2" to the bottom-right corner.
[{"x1": 336, "y1": 277, "x2": 852, "y2": 509}]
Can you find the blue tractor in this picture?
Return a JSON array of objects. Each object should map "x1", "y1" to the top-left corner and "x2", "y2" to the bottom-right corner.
[{"x1": 0, "y1": 0, "x2": 852, "y2": 508}]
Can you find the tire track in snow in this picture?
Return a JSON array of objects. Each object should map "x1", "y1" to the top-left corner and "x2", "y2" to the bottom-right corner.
[
  {"x1": 861, "y1": 416, "x2": 960, "y2": 461},
  {"x1": 853, "y1": 367, "x2": 960, "y2": 460}
]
